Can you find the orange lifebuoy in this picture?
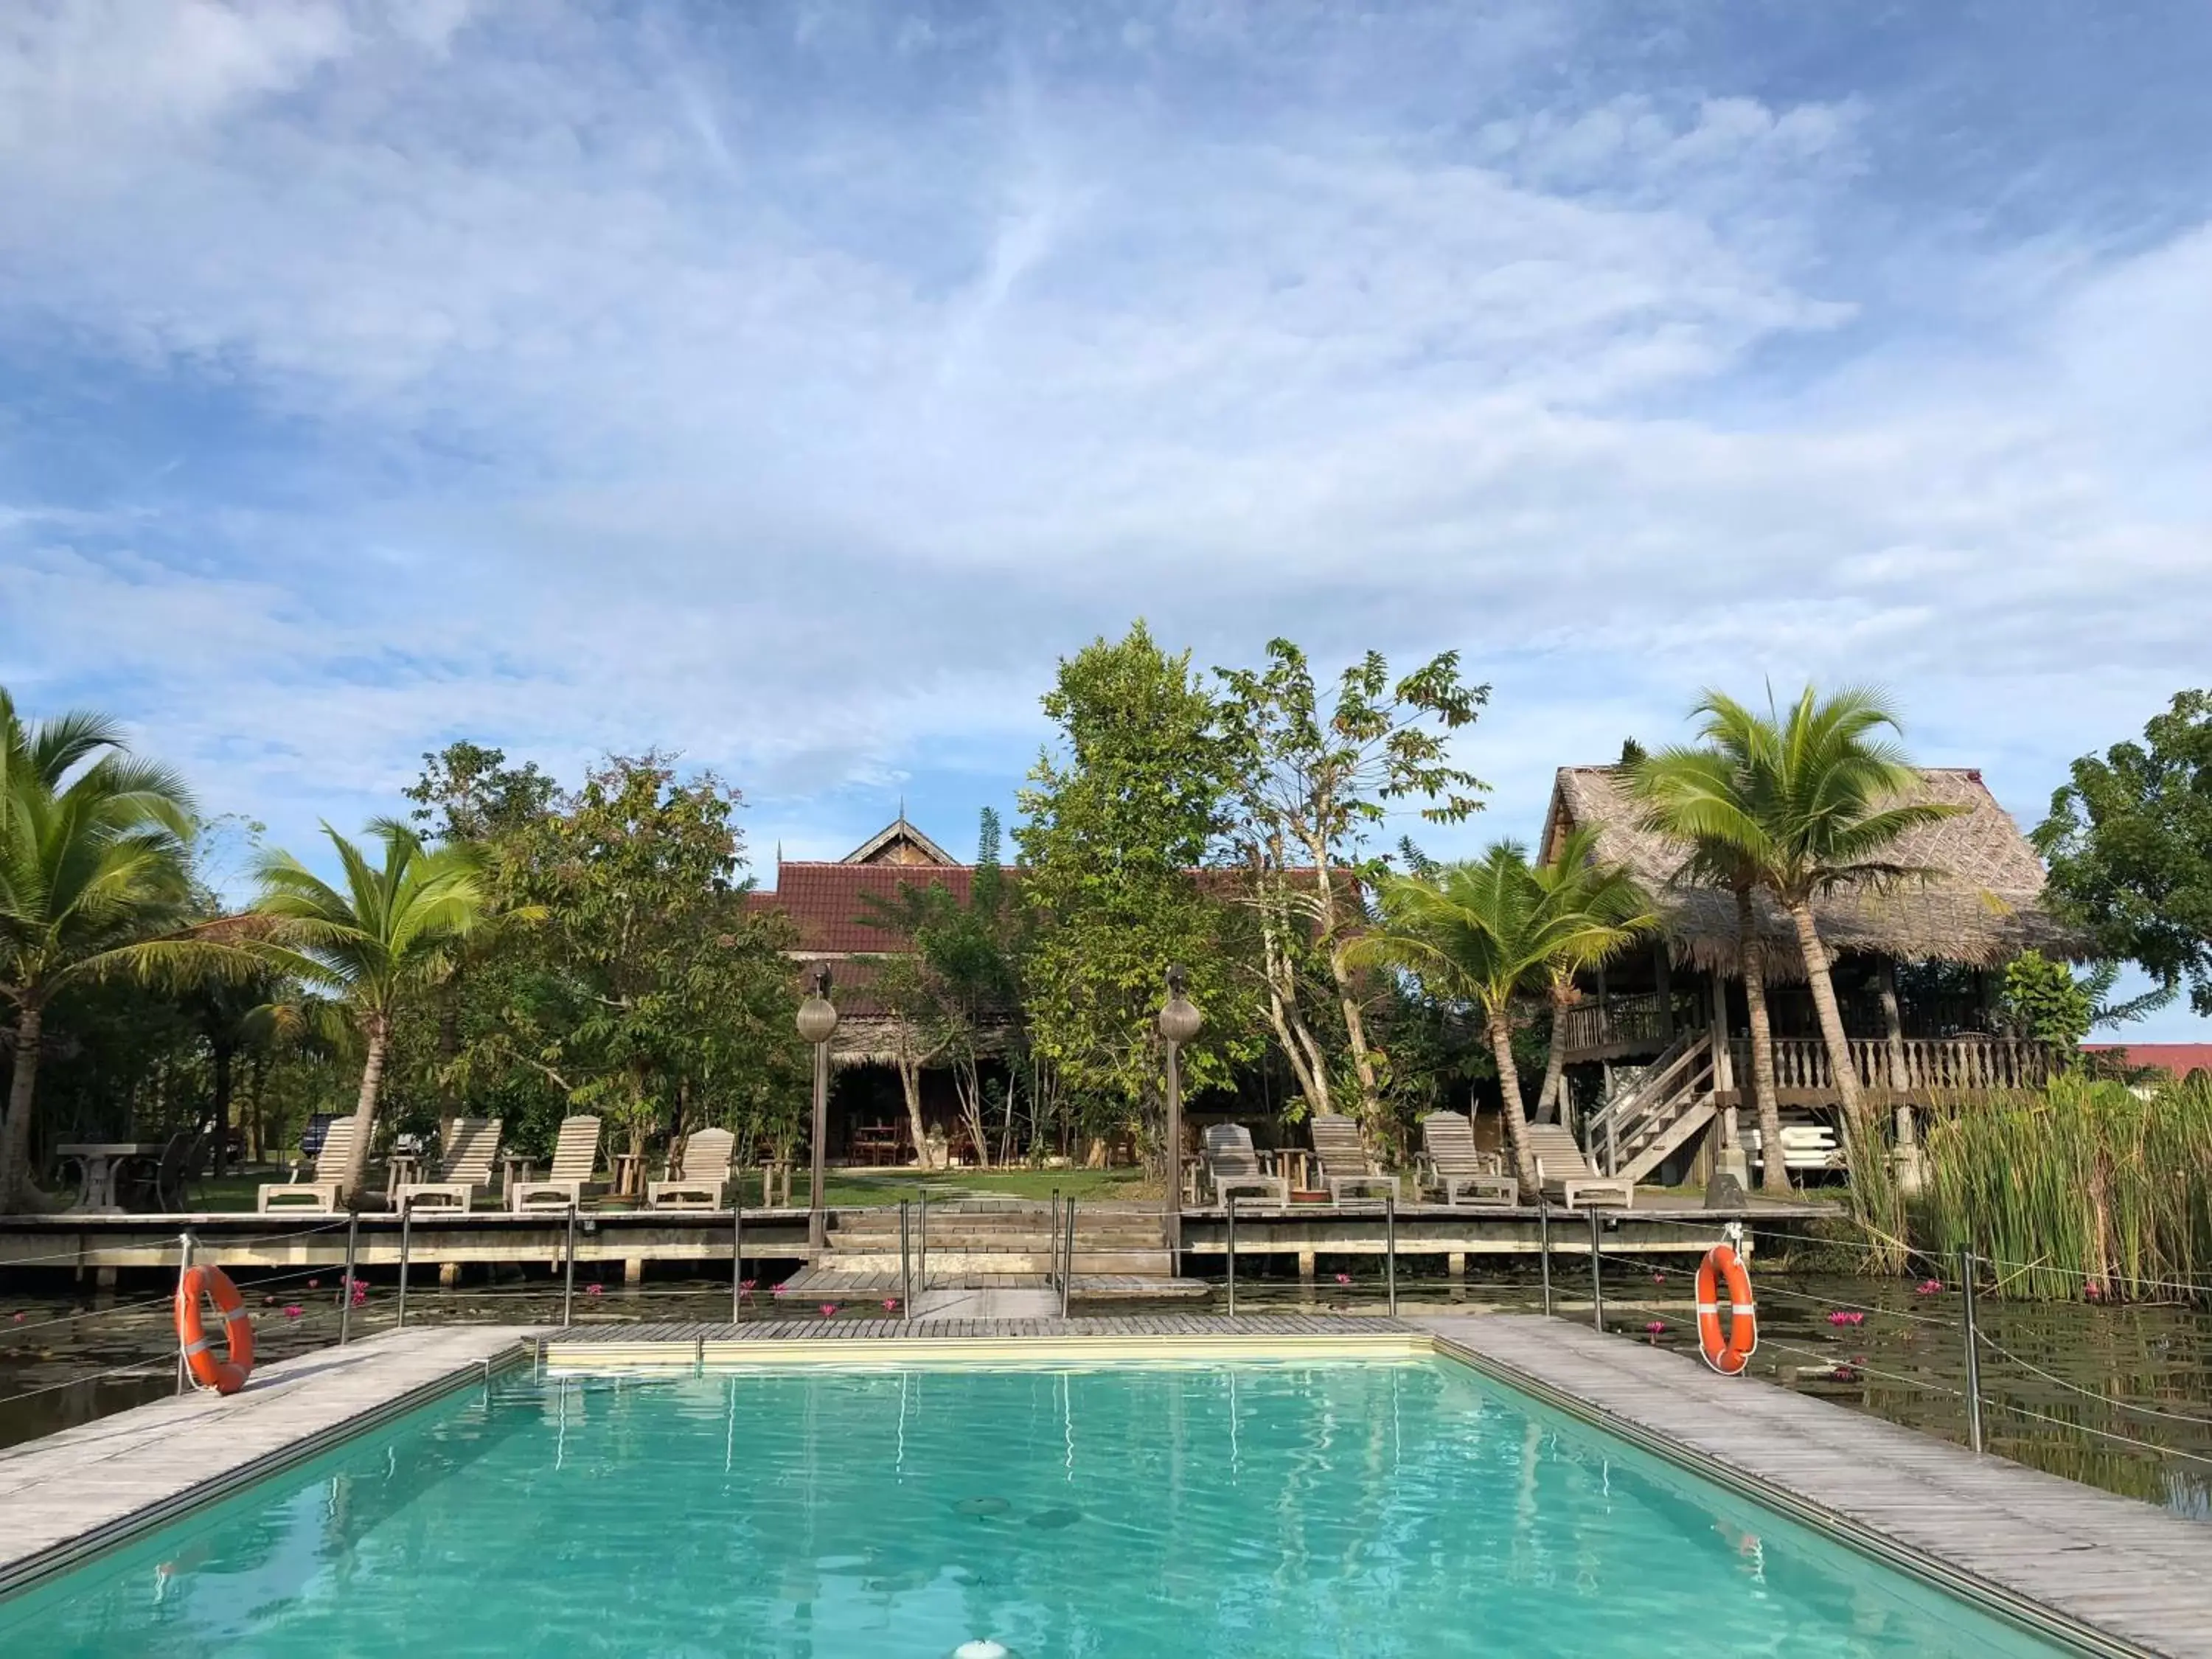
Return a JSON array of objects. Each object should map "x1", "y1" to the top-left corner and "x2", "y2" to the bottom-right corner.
[
  {"x1": 175, "y1": 1265, "x2": 254, "y2": 1394},
  {"x1": 1695, "y1": 1243, "x2": 1756, "y2": 1375}
]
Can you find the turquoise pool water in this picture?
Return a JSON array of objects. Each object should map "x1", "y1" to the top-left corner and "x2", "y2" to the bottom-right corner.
[{"x1": 2, "y1": 1359, "x2": 2067, "y2": 1657}]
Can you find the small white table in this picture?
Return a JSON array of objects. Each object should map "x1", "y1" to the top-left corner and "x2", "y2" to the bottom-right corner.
[{"x1": 56, "y1": 1143, "x2": 163, "y2": 1214}]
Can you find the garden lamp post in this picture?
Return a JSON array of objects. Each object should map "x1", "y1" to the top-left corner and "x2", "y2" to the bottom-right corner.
[
  {"x1": 1157, "y1": 965, "x2": 1203, "y2": 1262},
  {"x1": 796, "y1": 964, "x2": 840, "y2": 1252}
]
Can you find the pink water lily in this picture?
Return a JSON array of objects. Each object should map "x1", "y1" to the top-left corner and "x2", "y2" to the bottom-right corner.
[
  {"x1": 819, "y1": 1303, "x2": 839, "y2": 1318},
  {"x1": 1915, "y1": 1279, "x2": 1944, "y2": 1295},
  {"x1": 282, "y1": 1304, "x2": 304, "y2": 1319},
  {"x1": 585, "y1": 1284, "x2": 603, "y2": 1297},
  {"x1": 1826, "y1": 1310, "x2": 1865, "y2": 1327},
  {"x1": 306, "y1": 1279, "x2": 320, "y2": 1290},
  {"x1": 1644, "y1": 1321, "x2": 1666, "y2": 1335},
  {"x1": 1650, "y1": 1273, "x2": 1666, "y2": 1284},
  {"x1": 1334, "y1": 1273, "x2": 1352, "y2": 1285},
  {"x1": 882, "y1": 1298, "x2": 900, "y2": 1312}
]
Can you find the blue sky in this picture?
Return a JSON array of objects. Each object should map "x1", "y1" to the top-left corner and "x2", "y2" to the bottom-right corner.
[{"x1": 3, "y1": 1, "x2": 2209, "y2": 1037}]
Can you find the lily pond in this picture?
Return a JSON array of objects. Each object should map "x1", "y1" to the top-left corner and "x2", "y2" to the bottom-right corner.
[{"x1": 4, "y1": 1269, "x2": 2206, "y2": 1523}]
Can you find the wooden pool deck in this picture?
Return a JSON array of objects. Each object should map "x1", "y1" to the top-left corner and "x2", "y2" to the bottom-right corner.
[
  {"x1": 0, "y1": 1324, "x2": 538, "y2": 1598},
  {"x1": 4, "y1": 1312, "x2": 2205, "y2": 1656}
]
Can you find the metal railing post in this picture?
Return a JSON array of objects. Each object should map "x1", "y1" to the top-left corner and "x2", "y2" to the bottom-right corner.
[
  {"x1": 1958, "y1": 1244, "x2": 1984, "y2": 1455},
  {"x1": 1060, "y1": 1199, "x2": 1074, "y2": 1321},
  {"x1": 731, "y1": 1200, "x2": 744, "y2": 1324},
  {"x1": 1539, "y1": 1199, "x2": 1554, "y2": 1317},
  {"x1": 562, "y1": 1200, "x2": 578, "y2": 1329},
  {"x1": 1046, "y1": 1192, "x2": 1060, "y2": 1300},
  {"x1": 1225, "y1": 1197, "x2": 1237, "y2": 1318},
  {"x1": 397, "y1": 1197, "x2": 412, "y2": 1329},
  {"x1": 900, "y1": 1200, "x2": 913, "y2": 1320},
  {"x1": 1587, "y1": 1206, "x2": 1604, "y2": 1333},
  {"x1": 173, "y1": 1231, "x2": 195, "y2": 1395},
  {"x1": 1385, "y1": 1192, "x2": 1398, "y2": 1317},
  {"x1": 339, "y1": 1213, "x2": 359, "y2": 1346},
  {"x1": 916, "y1": 1190, "x2": 928, "y2": 1295}
]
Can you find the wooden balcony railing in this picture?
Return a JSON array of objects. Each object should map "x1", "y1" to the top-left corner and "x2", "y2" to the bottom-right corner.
[
  {"x1": 1730, "y1": 1037, "x2": 2060, "y2": 1099},
  {"x1": 1558, "y1": 992, "x2": 1702, "y2": 1055}
]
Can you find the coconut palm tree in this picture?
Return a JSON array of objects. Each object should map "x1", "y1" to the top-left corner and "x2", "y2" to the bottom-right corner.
[
  {"x1": 250, "y1": 821, "x2": 486, "y2": 1198},
  {"x1": 1351, "y1": 838, "x2": 1653, "y2": 1197},
  {"x1": 1630, "y1": 747, "x2": 1792, "y2": 1192},
  {"x1": 1643, "y1": 686, "x2": 1958, "y2": 1154},
  {"x1": 1530, "y1": 827, "x2": 1660, "y2": 1132},
  {"x1": 0, "y1": 691, "x2": 241, "y2": 1210}
]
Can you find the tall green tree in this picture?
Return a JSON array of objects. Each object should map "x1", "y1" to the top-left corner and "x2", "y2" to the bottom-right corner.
[
  {"x1": 2036, "y1": 690, "x2": 2212, "y2": 1017},
  {"x1": 250, "y1": 821, "x2": 487, "y2": 1197},
  {"x1": 477, "y1": 756, "x2": 801, "y2": 1172},
  {"x1": 1644, "y1": 686, "x2": 1958, "y2": 1153},
  {"x1": 0, "y1": 691, "x2": 241, "y2": 1210},
  {"x1": 1015, "y1": 624, "x2": 1259, "y2": 1143},
  {"x1": 1350, "y1": 839, "x2": 1650, "y2": 1197},
  {"x1": 1215, "y1": 639, "x2": 1488, "y2": 1130}
]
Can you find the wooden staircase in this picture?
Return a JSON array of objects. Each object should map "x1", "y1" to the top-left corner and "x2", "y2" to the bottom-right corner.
[
  {"x1": 818, "y1": 1203, "x2": 1175, "y2": 1279},
  {"x1": 1584, "y1": 1031, "x2": 1718, "y2": 1183}
]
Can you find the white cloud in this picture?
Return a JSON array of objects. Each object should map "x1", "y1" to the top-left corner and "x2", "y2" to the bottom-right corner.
[{"x1": 1, "y1": 1, "x2": 2207, "y2": 1028}]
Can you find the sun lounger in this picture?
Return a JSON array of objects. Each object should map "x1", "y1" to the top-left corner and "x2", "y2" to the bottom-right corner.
[
  {"x1": 1200, "y1": 1124, "x2": 1289, "y2": 1209},
  {"x1": 509, "y1": 1115, "x2": 605, "y2": 1212},
  {"x1": 1419, "y1": 1112, "x2": 1517, "y2": 1207},
  {"x1": 258, "y1": 1116, "x2": 361, "y2": 1212},
  {"x1": 649, "y1": 1127, "x2": 734, "y2": 1209},
  {"x1": 1310, "y1": 1113, "x2": 1401, "y2": 1206},
  {"x1": 397, "y1": 1116, "x2": 502, "y2": 1212},
  {"x1": 1523, "y1": 1122, "x2": 1633, "y2": 1208}
]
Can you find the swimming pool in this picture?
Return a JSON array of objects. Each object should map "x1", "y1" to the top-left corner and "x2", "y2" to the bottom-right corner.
[{"x1": 0, "y1": 1357, "x2": 2068, "y2": 1657}]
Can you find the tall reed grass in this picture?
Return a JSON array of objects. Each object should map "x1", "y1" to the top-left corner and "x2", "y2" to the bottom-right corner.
[{"x1": 1913, "y1": 1074, "x2": 2212, "y2": 1302}]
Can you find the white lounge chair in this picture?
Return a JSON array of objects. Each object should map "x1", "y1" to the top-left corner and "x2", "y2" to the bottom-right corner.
[
  {"x1": 1200, "y1": 1124, "x2": 1288, "y2": 1210},
  {"x1": 649, "y1": 1127, "x2": 734, "y2": 1209},
  {"x1": 1524, "y1": 1123, "x2": 1633, "y2": 1208},
  {"x1": 509, "y1": 1115, "x2": 605, "y2": 1212},
  {"x1": 1419, "y1": 1112, "x2": 1517, "y2": 1207},
  {"x1": 257, "y1": 1116, "x2": 360, "y2": 1213},
  {"x1": 397, "y1": 1116, "x2": 502, "y2": 1212},
  {"x1": 1310, "y1": 1113, "x2": 1400, "y2": 1206}
]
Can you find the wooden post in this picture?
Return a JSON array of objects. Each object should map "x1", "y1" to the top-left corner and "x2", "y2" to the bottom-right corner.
[
  {"x1": 1880, "y1": 958, "x2": 1927, "y2": 1196},
  {"x1": 1708, "y1": 973, "x2": 1749, "y2": 1203},
  {"x1": 1595, "y1": 964, "x2": 1610, "y2": 1043}
]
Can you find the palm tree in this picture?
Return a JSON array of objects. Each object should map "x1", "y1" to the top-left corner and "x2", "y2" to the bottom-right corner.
[
  {"x1": 0, "y1": 692, "x2": 237, "y2": 1210},
  {"x1": 1530, "y1": 827, "x2": 1660, "y2": 1132},
  {"x1": 250, "y1": 821, "x2": 486, "y2": 1197},
  {"x1": 1351, "y1": 838, "x2": 1652, "y2": 1197},
  {"x1": 1630, "y1": 746, "x2": 1792, "y2": 1193},
  {"x1": 1643, "y1": 686, "x2": 1958, "y2": 1153}
]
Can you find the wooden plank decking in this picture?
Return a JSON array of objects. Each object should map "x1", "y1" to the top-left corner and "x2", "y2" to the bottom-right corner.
[
  {"x1": 0, "y1": 1324, "x2": 539, "y2": 1597},
  {"x1": 1418, "y1": 1314, "x2": 2212, "y2": 1659}
]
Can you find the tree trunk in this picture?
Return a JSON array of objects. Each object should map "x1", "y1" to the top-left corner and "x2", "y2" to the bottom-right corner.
[
  {"x1": 335, "y1": 1016, "x2": 388, "y2": 1198},
  {"x1": 0, "y1": 1004, "x2": 48, "y2": 1211},
  {"x1": 1737, "y1": 888, "x2": 1790, "y2": 1194},
  {"x1": 1534, "y1": 984, "x2": 1571, "y2": 1130},
  {"x1": 1306, "y1": 855, "x2": 1382, "y2": 1124},
  {"x1": 211, "y1": 1038, "x2": 234, "y2": 1178},
  {"x1": 895, "y1": 1048, "x2": 933, "y2": 1169},
  {"x1": 1485, "y1": 1006, "x2": 1539, "y2": 1197},
  {"x1": 1255, "y1": 880, "x2": 1331, "y2": 1116},
  {"x1": 1786, "y1": 900, "x2": 1867, "y2": 1138}
]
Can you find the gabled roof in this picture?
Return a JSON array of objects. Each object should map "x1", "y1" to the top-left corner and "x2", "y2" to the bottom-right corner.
[
  {"x1": 842, "y1": 817, "x2": 957, "y2": 867},
  {"x1": 2083, "y1": 1043, "x2": 2212, "y2": 1079},
  {"x1": 1540, "y1": 765, "x2": 2079, "y2": 975}
]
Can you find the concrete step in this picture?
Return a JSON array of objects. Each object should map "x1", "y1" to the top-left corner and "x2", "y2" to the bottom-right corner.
[{"x1": 815, "y1": 1249, "x2": 1174, "y2": 1276}]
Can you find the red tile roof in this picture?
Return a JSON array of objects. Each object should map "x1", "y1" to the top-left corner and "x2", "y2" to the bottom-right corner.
[
  {"x1": 2083, "y1": 1043, "x2": 2212, "y2": 1078},
  {"x1": 745, "y1": 863, "x2": 978, "y2": 954}
]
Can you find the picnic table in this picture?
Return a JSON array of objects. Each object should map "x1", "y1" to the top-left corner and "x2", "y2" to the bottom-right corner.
[{"x1": 55, "y1": 1143, "x2": 164, "y2": 1214}]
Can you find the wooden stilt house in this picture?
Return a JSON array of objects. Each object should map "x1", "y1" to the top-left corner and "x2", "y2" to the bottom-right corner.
[{"x1": 1538, "y1": 765, "x2": 2078, "y2": 1182}]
